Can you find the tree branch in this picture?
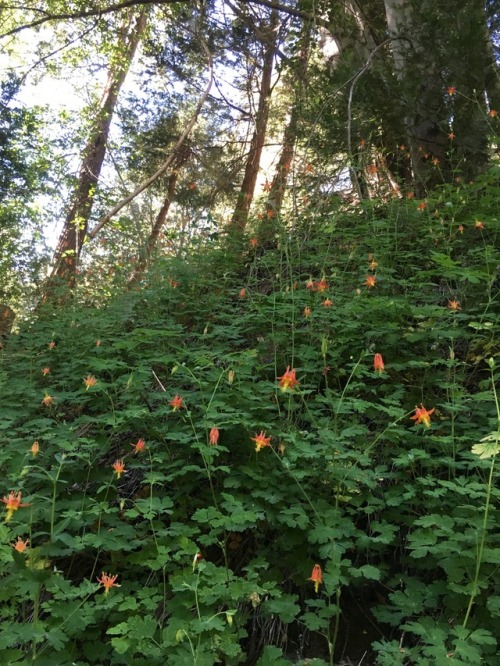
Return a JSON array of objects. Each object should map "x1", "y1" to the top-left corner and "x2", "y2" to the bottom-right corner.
[
  {"x1": 0, "y1": 0, "x2": 188, "y2": 38},
  {"x1": 1, "y1": 0, "x2": 327, "y2": 40}
]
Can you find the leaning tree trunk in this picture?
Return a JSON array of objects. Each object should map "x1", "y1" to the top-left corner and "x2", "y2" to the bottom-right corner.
[
  {"x1": 228, "y1": 10, "x2": 279, "y2": 232},
  {"x1": 129, "y1": 147, "x2": 191, "y2": 284},
  {"x1": 258, "y1": 24, "x2": 311, "y2": 242},
  {"x1": 49, "y1": 9, "x2": 146, "y2": 285}
]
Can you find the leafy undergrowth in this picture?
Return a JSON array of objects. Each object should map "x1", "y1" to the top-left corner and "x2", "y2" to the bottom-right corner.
[{"x1": 0, "y1": 175, "x2": 499, "y2": 665}]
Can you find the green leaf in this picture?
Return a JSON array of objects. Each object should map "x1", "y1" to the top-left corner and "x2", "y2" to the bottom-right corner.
[{"x1": 471, "y1": 432, "x2": 500, "y2": 459}]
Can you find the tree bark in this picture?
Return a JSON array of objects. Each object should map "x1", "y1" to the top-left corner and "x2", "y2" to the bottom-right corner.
[
  {"x1": 49, "y1": 9, "x2": 146, "y2": 284},
  {"x1": 129, "y1": 147, "x2": 191, "y2": 283},
  {"x1": 228, "y1": 9, "x2": 279, "y2": 232},
  {"x1": 258, "y1": 24, "x2": 311, "y2": 241},
  {"x1": 383, "y1": 0, "x2": 492, "y2": 193}
]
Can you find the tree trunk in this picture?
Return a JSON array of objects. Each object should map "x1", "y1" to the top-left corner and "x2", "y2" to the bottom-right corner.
[
  {"x1": 383, "y1": 0, "x2": 445, "y2": 195},
  {"x1": 50, "y1": 9, "x2": 146, "y2": 284},
  {"x1": 384, "y1": 0, "x2": 492, "y2": 193},
  {"x1": 258, "y1": 24, "x2": 311, "y2": 242},
  {"x1": 228, "y1": 9, "x2": 279, "y2": 232},
  {"x1": 129, "y1": 147, "x2": 191, "y2": 283}
]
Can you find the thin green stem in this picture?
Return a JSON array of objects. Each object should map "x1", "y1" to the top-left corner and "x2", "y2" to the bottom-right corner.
[{"x1": 462, "y1": 363, "x2": 500, "y2": 628}]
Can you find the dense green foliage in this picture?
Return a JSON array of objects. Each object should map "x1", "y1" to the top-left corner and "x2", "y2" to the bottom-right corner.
[{"x1": 0, "y1": 173, "x2": 498, "y2": 664}]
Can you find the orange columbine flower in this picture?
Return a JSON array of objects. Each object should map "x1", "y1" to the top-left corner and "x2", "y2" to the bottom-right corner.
[
  {"x1": 170, "y1": 394, "x2": 184, "y2": 411},
  {"x1": 369, "y1": 259, "x2": 378, "y2": 270},
  {"x1": 2, "y1": 492, "x2": 30, "y2": 523},
  {"x1": 448, "y1": 299, "x2": 461, "y2": 310},
  {"x1": 309, "y1": 564, "x2": 323, "y2": 593},
  {"x1": 96, "y1": 339, "x2": 101, "y2": 347},
  {"x1": 475, "y1": 220, "x2": 485, "y2": 230},
  {"x1": 411, "y1": 404, "x2": 435, "y2": 428},
  {"x1": 458, "y1": 225, "x2": 464, "y2": 233},
  {"x1": 447, "y1": 86, "x2": 457, "y2": 96},
  {"x1": 97, "y1": 572, "x2": 120, "y2": 595},
  {"x1": 83, "y1": 375, "x2": 97, "y2": 390},
  {"x1": 131, "y1": 438, "x2": 146, "y2": 454},
  {"x1": 323, "y1": 299, "x2": 333, "y2": 307},
  {"x1": 277, "y1": 367, "x2": 300, "y2": 392},
  {"x1": 251, "y1": 431, "x2": 272, "y2": 452},
  {"x1": 448, "y1": 132, "x2": 455, "y2": 140},
  {"x1": 41, "y1": 367, "x2": 50, "y2": 376},
  {"x1": 365, "y1": 275, "x2": 376, "y2": 289},
  {"x1": 31, "y1": 441, "x2": 40, "y2": 457},
  {"x1": 249, "y1": 237, "x2": 258, "y2": 248},
  {"x1": 112, "y1": 459, "x2": 126, "y2": 479},
  {"x1": 373, "y1": 353, "x2": 385, "y2": 373},
  {"x1": 406, "y1": 191, "x2": 415, "y2": 199},
  {"x1": 417, "y1": 202, "x2": 427, "y2": 211},
  {"x1": 12, "y1": 537, "x2": 29, "y2": 553},
  {"x1": 239, "y1": 288, "x2": 246, "y2": 298},
  {"x1": 303, "y1": 306, "x2": 311, "y2": 318},
  {"x1": 48, "y1": 341, "x2": 56, "y2": 349},
  {"x1": 209, "y1": 427, "x2": 219, "y2": 446},
  {"x1": 315, "y1": 278, "x2": 328, "y2": 293},
  {"x1": 488, "y1": 109, "x2": 497, "y2": 117},
  {"x1": 431, "y1": 157, "x2": 440, "y2": 166},
  {"x1": 42, "y1": 393, "x2": 54, "y2": 407}
]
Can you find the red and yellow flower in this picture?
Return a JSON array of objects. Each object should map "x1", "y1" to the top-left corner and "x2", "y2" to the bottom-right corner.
[
  {"x1": 309, "y1": 564, "x2": 323, "y2": 593},
  {"x1": 373, "y1": 353, "x2": 385, "y2": 373},
  {"x1": 2, "y1": 491, "x2": 30, "y2": 523},
  {"x1": 131, "y1": 438, "x2": 146, "y2": 454},
  {"x1": 42, "y1": 393, "x2": 54, "y2": 407},
  {"x1": 365, "y1": 275, "x2": 376, "y2": 289},
  {"x1": 83, "y1": 375, "x2": 97, "y2": 390},
  {"x1": 112, "y1": 459, "x2": 126, "y2": 479},
  {"x1": 251, "y1": 431, "x2": 272, "y2": 452},
  {"x1": 12, "y1": 537, "x2": 29, "y2": 553},
  {"x1": 277, "y1": 367, "x2": 300, "y2": 392},
  {"x1": 97, "y1": 572, "x2": 120, "y2": 594},
  {"x1": 170, "y1": 395, "x2": 184, "y2": 411},
  {"x1": 209, "y1": 427, "x2": 219, "y2": 446},
  {"x1": 411, "y1": 404, "x2": 435, "y2": 428}
]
